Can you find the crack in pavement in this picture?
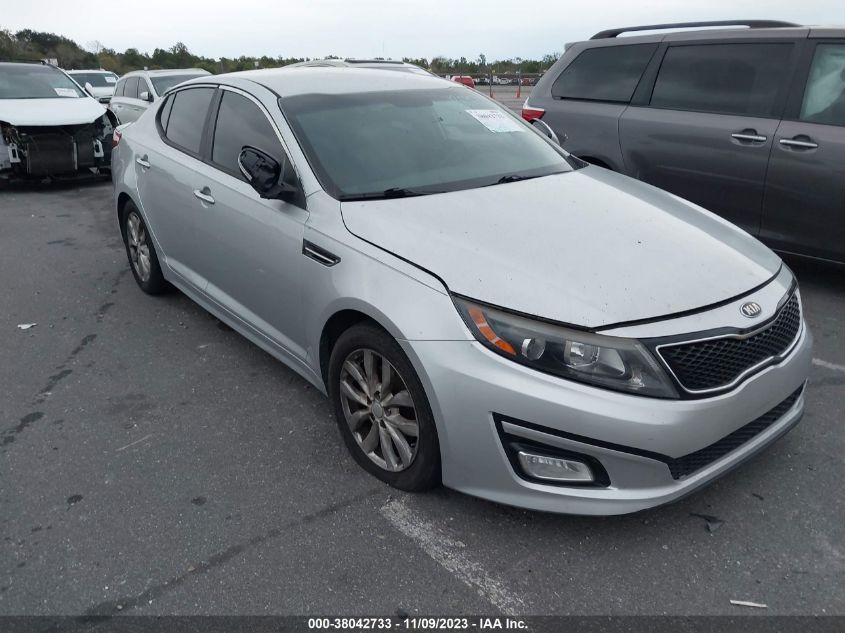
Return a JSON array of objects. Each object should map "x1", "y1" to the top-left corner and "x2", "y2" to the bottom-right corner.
[{"x1": 79, "y1": 487, "x2": 382, "y2": 618}]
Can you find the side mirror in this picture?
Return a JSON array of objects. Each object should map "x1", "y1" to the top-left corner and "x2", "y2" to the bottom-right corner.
[
  {"x1": 139, "y1": 90, "x2": 152, "y2": 102},
  {"x1": 84, "y1": 82, "x2": 95, "y2": 96},
  {"x1": 238, "y1": 146, "x2": 297, "y2": 199},
  {"x1": 531, "y1": 119, "x2": 565, "y2": 145}
]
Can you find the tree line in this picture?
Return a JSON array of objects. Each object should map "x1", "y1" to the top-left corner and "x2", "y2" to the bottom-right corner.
[{"x1": 1, "y1": 28, "x2": 560, "y2": 76}]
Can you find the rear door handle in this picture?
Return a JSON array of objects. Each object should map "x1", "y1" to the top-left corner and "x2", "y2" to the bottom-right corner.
[
  {"x1": 193, "y1": 187, "x2": 215, "y2": 204},
  {"x1": 731, "y1": 133, "x2": 767, "y2": 143},
  {"x1": 135, "y1": 155, "x2": 150, "y2": 169},
  {"x1": 779, "y1": 138, "x2": 818, "y2": 150}
]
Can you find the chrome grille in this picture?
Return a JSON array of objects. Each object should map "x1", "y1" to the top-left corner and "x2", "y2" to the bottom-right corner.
[{"x1": 658, "y1": 293, "x2": 801, "y2": 393}]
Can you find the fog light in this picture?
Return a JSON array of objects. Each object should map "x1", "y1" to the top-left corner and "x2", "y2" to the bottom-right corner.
[{"x1": 517, "y1": 451, "x2": 594, "y2": 483}]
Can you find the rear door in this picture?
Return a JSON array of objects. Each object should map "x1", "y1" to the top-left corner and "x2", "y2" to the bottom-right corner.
[
  {"x1": 117, "y1": 76, "x2": 143, "y2": 123},
  {"x1": 761, "y1": 40, "x2": 845, "y2": 261},
  {"x1": 619, "y1": 40, "x2": 798, "y2": 235},
  {"x1": 136, "y1": 85, "x2": 218, "y2": 290}
]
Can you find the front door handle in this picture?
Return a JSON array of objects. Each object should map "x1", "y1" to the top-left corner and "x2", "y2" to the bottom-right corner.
[
  {"x1": 731, "y1": 132, "x2": 767, "y2": 143},
  {"x1": 193, "y1": 187, "x2": 215, "y2": 204},
  {"x1": 779, "y1": 137, "x2": 818, "y2": 150},
  {"x1": 135, "y1": 155, "x2": 150, "y2": 169}
]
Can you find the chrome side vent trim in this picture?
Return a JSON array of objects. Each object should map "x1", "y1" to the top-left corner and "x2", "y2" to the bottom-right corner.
[{"x1": 302, "y1": 240, "x2": 340, "y2": 267}]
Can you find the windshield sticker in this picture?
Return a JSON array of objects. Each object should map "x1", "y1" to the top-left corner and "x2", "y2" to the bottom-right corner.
[
  {"x1": 54, "y1": 87, "x2": 78, "y2": 97},
  {"x1": 465, "y1": 109, "x2": 525, "y2": 133},
  {"x1": 105, "y1": 76, "x2": 117, "y2": 83}
]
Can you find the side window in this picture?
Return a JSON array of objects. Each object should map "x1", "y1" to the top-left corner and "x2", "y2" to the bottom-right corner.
[
  {"x1": 158, "y1": 94, "x2": 175, "y2": 132},
  {"x1": 650, "y1": 43, "x2": 793, "y2": 117},
  {"x1": 114, "y1": 78, "x2": 125, "y2": 97},
  {"x1": 551, "y1": 44, "x2": 657, "y2": 102},
  {"x1": 164, "y1": 87, "x2": 216, "y2": 155},
  {"x1": 138, "y1": 78, "x2": 152, "y2": 100},
  {"x1": 211, "y1": 91, "x2": 283, "y2": 179},
  {"x1": 800, "y1": 44, "x2": 845, "y2": 126},
  {"x1": 124, "y1": 76, "x2": 140, "y2": 100}
]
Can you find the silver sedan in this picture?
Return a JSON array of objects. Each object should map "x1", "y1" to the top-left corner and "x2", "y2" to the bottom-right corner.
[{"x1": 111, "y1": 67, "x2": 811, "y2": 514}]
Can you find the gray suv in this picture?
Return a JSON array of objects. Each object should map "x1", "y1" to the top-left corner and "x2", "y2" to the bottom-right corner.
[{"x1": 526, "y1": 20, "x2": 845, "y2": 264}]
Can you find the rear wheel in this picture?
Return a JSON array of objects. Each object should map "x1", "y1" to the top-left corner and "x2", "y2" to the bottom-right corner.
[
  {"x1": 121, "y1": 201, "x2": 167, "y2": 295},
  {"x1": 328, "y1": 323, "x2": 441, "y2": 491}
]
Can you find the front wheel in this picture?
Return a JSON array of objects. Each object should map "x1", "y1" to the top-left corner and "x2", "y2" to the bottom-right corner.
[{"x1": 328, "y1": 324, "x2": 441, "y2": 491}]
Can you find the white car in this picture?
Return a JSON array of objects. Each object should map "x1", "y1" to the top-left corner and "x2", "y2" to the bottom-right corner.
[
  {"x1": 1, "y1": 61, "x2": 116, "y2": 184},
  {"x1": 66, "y1": 69, "x2": 119, "y2": 103},
  {"x1": 108, "y1": 68, "x2": 211, "y2": 124}
]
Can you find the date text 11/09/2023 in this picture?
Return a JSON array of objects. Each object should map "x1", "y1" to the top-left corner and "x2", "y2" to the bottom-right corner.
[{"x1": 307, "y1": 617, "x2": 529, "y2": 630}]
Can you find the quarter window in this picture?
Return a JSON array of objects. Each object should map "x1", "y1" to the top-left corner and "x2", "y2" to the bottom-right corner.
[
  {"x1": 551, "y1": 44, "x2": 657, "y2": 103},
  {"x1": 800, "y1": 44, "x2": 845, "y2": 127},
  {"x1": 650, "y1": 43, "x2": 792, "y2": 117},
  {"x1": 211, "y1": 91, "x2": 283, "y2": 178},
  {"x1": 164, "y1": 87, "x2": 215, "y2": 155}
]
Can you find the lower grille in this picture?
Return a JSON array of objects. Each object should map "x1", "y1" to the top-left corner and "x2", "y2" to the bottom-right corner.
[
  {"x1": 658, "y1": 293, "x2": 801, "y2": 393},
  {"x1": 667, "y1": 387, "x2": 803, "y2": 479}
]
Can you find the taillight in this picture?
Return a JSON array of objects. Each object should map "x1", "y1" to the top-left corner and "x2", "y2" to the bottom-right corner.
[
  {"x1": 112, "y1": 129, "x2": 122, "y2": 147},
  {"x1": 521, "y1": 103, "x2": 545, "y2": 122}
]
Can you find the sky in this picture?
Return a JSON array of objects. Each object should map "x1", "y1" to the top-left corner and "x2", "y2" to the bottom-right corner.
[{"x1": 3, "y1": 0, "x2": 843, "y2": 61}]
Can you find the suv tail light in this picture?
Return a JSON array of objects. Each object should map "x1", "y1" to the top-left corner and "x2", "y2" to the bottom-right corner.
[
  {"x1": 112, "y1": 129, "x2": 122, "y2": 147},
  {"x1": 521, "y1": 103, "x2": 545, "y2": 122}
]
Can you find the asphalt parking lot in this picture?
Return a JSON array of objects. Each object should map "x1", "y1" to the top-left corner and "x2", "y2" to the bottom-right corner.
[{"x1": 1, "y1": 179, "x2": 843, "y2": 618}]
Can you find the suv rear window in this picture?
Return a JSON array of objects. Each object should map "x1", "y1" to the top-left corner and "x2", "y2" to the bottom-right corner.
[
  {"x1": 650, "y1": 43, "x2": 792, "y2": 117},
  {"x1": 163, "y1": 87, "x2": 215, "y2": 155},
  {"x1": 551, "y1": 44, "x2": 657, "y2": 103}
]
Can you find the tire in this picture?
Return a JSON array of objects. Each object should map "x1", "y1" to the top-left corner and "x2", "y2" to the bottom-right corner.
[
  {"x1": 120, "y1": 200, "x2": 167, "y2": 295},
  {"x1": 328, "y1": 323, "x2": 441, "y2": 491}
]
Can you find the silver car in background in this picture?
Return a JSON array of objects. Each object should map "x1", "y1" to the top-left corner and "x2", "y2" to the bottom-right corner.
[
  {"x1": 108, "y1": 68, "x2": 210, "y2": 124},
  {"x1": 111, "y1": 68, "x2": 812, "y2": 515}
]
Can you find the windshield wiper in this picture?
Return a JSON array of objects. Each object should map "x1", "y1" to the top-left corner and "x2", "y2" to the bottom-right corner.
[{"x1": 339, "y1": 187, "x2": 443, "y2": 201}]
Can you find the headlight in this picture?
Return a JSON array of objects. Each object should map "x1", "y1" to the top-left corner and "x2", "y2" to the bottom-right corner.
[{"x1": 454, "y1": 297, "x2": 678, "y2": 398}]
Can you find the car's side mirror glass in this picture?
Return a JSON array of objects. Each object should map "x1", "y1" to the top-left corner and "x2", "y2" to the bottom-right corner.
[
  {"x1": 139, "y1": 90, "x2": 152, "y2": 102},
  {"x1": 531, "y1": 119, "x2": 564, "y2": 145},
  {"x1": 238, "y1": 146, "x2": 297, "y2": 200}
]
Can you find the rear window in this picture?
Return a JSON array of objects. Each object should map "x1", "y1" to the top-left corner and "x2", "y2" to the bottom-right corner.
[
  {"x1": 650, "y1": 43, "x2": 793, "y2": 117},
  {"x1": 551, "y1": 44, "x2": 657, "y2": 102},
  {"x1": 163, "y1": 87, "x2": 215, "y2": 155}
]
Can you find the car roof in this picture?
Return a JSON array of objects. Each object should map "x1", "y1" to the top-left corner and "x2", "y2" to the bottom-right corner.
[
  {"x1": 194, "y1": 66, "x2": 450, "y2": 97},
  {"x1": 575, "y1": 21, "x2": 828, "y2": 47},
  {"x1": 122, "y1": 68, "x2": 210, "y2": 77}
]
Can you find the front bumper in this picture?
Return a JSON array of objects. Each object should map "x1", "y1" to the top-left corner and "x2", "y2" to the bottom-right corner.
[{"x1": 401, "y1": 323, "x2": 812, "y2": 515}]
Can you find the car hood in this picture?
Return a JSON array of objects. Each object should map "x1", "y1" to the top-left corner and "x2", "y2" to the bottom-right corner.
[
  {"x1": 0, "y1": 97, "x2": 106, "y2": 126},
  {"x1": 340, "y1": 167, "x2": 782, "y2": 329}
]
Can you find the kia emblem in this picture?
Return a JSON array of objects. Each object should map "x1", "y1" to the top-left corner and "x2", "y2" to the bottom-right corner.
[{"x1": 740, "y1": 302, "x2": 762, "y2": 318}]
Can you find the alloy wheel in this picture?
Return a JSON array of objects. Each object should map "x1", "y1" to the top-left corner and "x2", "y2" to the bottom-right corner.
[
  {"x1": 126, "y1": 211, "x2": 151, "y2": 283},
  {"x1": 339, "y1": 348, "x2": 419, "y2": 472}
]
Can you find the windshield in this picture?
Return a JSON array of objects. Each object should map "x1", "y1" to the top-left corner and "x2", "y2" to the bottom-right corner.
[
  {"x1": 150, "y1": 74, "x2": 207, "y2": 95},
  {"x1": 69, "y1": 72, "x2": 118, "y2": 87},
  {"x1": 0, "y1": 64, "x2": 86, "y2": 99},
  {"x1": 280, "y1": 87, "x2": 576, "y2": 199}
]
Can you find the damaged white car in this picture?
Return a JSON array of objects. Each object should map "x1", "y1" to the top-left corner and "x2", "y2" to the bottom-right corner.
[{"x1": 1, "y1": 61, "x2": 116, "y2": 184}]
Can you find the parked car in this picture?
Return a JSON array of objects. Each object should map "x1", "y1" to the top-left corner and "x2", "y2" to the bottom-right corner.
[
  {"x1": 108, "y1": 68, "x2": 210, "y2": 124},
  {"x1": 526, "y1": 20, "x2": 845, "y2": 264},
  {"x1": 0, "y1": 61, "x2": 115, "y2": 184},
  {"x1": 451, "y1": 75, "x2": 476, "y2": 88},
  {"x1": 66, "y1": 69, "x2": 119, "y2": 103},
  {"x1": 287, "y1": 59, "x2": 431, "y2": 75},
  {"x1": 112, "y1": 67, "x2": 811, "y2": 515}
]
